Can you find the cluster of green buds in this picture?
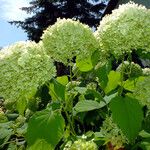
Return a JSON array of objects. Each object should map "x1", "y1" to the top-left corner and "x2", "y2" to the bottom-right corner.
[
  {"x1": 64, "y1": 135, "x2": 97, "y2": 150},
  {"x1": 116, "y1": 61, "x2": 143, "y2": 79}
]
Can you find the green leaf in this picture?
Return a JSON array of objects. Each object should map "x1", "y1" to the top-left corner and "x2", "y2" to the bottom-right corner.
[
  {"x1": 0, "y1": 122, "x2": 13, "y2": 148},
  {"x1": 143, "y1": 112, "x2": 150, "y2": 133},
  {"x1": 123, "y1": 77, "x2": 145, "y2": 92},
  {"x1": 75, "y1": 87, "x2": 87, "y2": 94},
  {"x1": 27, "y1": 139, "x2": 53, "y2": 150},
  {"x1": 73, "y1": 100, "x2": 103, "y2": 115},
  {"x1": 7, "y1": 143, "x2": 17, "y2": 150},
  {"x1": 86, "y1": 89, "x2": 104, "y2": 102},
  {"x1": 110, "y1": 96, "x2": 143, "y2": 142},
  {"x1": 139, "y1": 130, "x2": 150, "y2": 138},
  {"x1": 91, "y1": 50, "x2": 101, "y2": 66},
  {"x1": 95, "y1": 64, "x2": 108, "y2": 89},
  {"x1": 105, "y1": 71, "x2": 121, "y2": 94},
  {"x1": 140, "y1": 142, "x2": 150, "y2": 150},
  {"x1": 76, "y1": 56, "x2": 93, "y2": 72},
  {"x1": 49, "y1": 84, "x2": 57, "y2": 101},
  {"x1": 26, "y1": 109, "x2": 65, "y2": 148},
  {"x1": 56, "y1": 76, "x2": 68, "y2": 86},
  {"x1": 49, "y1": 78, "x2": 65, "y2": 101},
  {"x1": 90, "y1": 93, "x2": 118, "y2": 109},
  {"x1": 17, "y1": 98, "x2": 27, "y2": 115}
]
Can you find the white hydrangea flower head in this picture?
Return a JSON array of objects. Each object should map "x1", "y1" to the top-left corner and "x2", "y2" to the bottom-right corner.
[
  {"x1": 0, "y1": 41, "x2": 56, "y2": 103},
  {"x1": 42, "y1": 18, "x2": 99, "y2": 65},
  {"x1": 95, "y1": 2, "x2": 150, "y2": 59},
  {"x1": 142, "y1": 68, "x2": 150, "y2": 76}
]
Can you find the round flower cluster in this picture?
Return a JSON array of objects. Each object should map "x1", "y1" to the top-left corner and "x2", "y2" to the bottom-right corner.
[
  {"x1": 116, "y1": 61, "x2": 143, "y2": 78},
  {"x1": 100, "y1": 116, "x2": 128, "y2": 149},
  {"x1": 42, "y1": 18, "x2": 99, "y2": 65},
  {"x1": 95, "y1": 2, "x2": 150, "y2": 59},
  {"x1": 64, "y1": 139, "x2": 97, "y2": 150},
  {"x1": 0, "y1": 41, "x2": 56, "y2": 104}
]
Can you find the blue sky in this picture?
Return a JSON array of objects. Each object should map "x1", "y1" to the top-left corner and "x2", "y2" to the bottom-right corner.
[{"x1": 0, "y1": 0, "x2": 32, "y2": 47}]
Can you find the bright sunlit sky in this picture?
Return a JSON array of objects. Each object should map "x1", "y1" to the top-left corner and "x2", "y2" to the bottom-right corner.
[{"x1": 0, "y1": 0, "x2": 32, "y2": 47}]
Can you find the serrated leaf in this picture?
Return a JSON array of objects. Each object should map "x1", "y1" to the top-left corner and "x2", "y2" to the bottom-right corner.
[
  {"x1": 91, "y1": 50, "x2": 101, "y2": 66},
  {"x1": 17, "y1": 98, "x2": 27, "y2": 115},
  {"x1": 56, "y1": 76, "x2": 68, "y2": 86},
  {"x1": 86, "y1": 89, "x2": 103, "y2": 102},
  {"x1": 123, "y1": 77, "x2": 145, "y2": 92},
  {"x1": 73, "y1": 100, "x2": 104, "y2": 115},
  {"x1": 26, "y1": 109, "x2": 65, "y2": 148},
  {"x1": 0, "y1": 122, "x2": 13, "y2": 148},
  {"x1": 76, "y1": 57, "x2": 93, "y2": 72},
  {"x1": 105, "y1": 71, "x2": 121, "y2": 94},
  {"x1": 75, "y1": 87, "x2": 87, "y2": 94},
  {"x1": 139, "y1": 130, "x2": 150, "y2": 138},
  {"x1": 95, "y1": 64, "x2": 108, "y2": 89},
  {"x1": 7, "y1": 143, "x2": 17, "y2": 150},
  {"x1": 49, "y1": 78, "x2": 65, "y2": 101},
  {"x1": 143, "y1": 112, "x2": 150, "y2": 133},
  {"x1": 140, "y1": 142, "x2": 150, "y2": 150},
  {"x1": 110, "y1": 96, "x2": 143, "y2": 142},
  {"x1": 27, "y1": 139, "x2": 53, "y2": 150}
]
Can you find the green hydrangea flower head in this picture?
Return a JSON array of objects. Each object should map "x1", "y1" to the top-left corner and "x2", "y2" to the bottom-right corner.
[
  {"x1": 0, "y1": 41, "x2": 56, "y2": 104},
  {"x1": 64, "y1": 139, "x2": 97, "y2": 150},
  {"x1": 42, "y1": 18, "x2": 99, "y2": 65},
  {"x1": 95, "y1": 2, "x2": 150, "y2": 59},
  {"x1": 100, "y1": 116, "x2": 128, "y2": 149},
  {"x1": 116, "y1": 61, "x2": 143, "y2": 78}
]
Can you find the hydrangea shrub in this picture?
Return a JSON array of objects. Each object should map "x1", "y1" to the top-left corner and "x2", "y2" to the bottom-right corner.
[
  {"x1": 42, "y1": 18, "x2": 99, "y2": 65},
  {"x1": 95, "y1": 2, "x2": 150, "y2": 59},
  {"x1": 0, "y1": 41, "x2": 56, "y2": 103}
]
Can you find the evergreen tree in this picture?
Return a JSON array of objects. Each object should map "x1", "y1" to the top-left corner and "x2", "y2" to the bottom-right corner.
[{"x1": 10, "y1": 0, "x2": 109, "y2": 42}]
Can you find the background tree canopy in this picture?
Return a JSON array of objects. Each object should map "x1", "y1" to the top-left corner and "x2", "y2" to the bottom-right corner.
[{"x1": 10, "y1": 0, "x2": 111, "y2": 42}]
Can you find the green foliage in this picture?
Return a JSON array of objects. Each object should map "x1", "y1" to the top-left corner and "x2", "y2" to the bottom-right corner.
[
  {"x1": 104, "y1": 71, "x2": 121, "y2": 94},
  {"x1": 95, "y1": 63, "x2": 109, "y2": 90},
  {"x1": 49, "y1": 78, "x2": 66, "y2": 101},
  {"x1": 73, "y1": 100, "x2": 104, "y2": 115},
  {"x1": 26, "y1": 109, "x2": 65, "y2": 148},
  {"x1": 132, "y1": 76, "x2": 150, "y2": 108},
  {"x1": 110, "y1": 96, "x2": 143, "y2": 142},
  {"x1": 42, "y1": 18, "x2": 99, "y2": 65},
  {"x1": 27, "y1": 139, "x2": 53, "y2": 150},
  {"x1": 95, "y1": 2, "x2": 150, "y2": 59},
  {"x1": 76, "y1": 56, "x2": 93, "y2": 72},
  {"x1": 0, "y1": 3, "x2": 150, "y2": 149}
]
